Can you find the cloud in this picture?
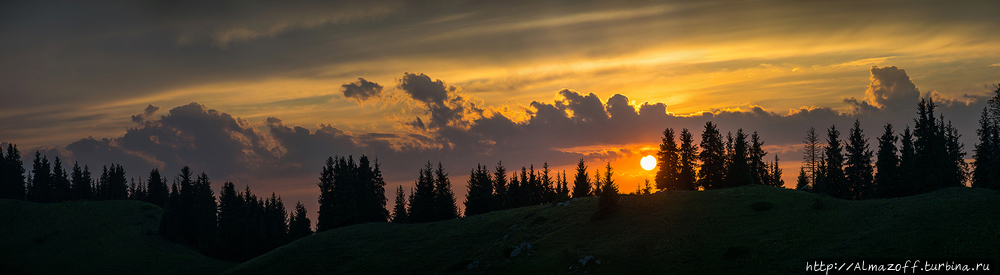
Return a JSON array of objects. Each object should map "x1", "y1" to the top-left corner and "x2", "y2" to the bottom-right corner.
[
  {"x1": 399, "y1": 72, "x2": 450, "y2": 105},
  {"x1": 398, "y1": 73, "x2": 482, "y2": 129},
  {"x1": 130, "y1": 104, "x2": 161, "y2": 123},
  {"x1": 341, "y1": 78, "x2": 383, "y2": 101},
  {"x1": 863, "y1": 66, "x2": 920, "y2": 111}
]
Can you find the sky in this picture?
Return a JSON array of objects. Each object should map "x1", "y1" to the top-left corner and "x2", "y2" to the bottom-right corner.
[{"x1": 2, "y1": 0, "x2": 999, "y2": 218}]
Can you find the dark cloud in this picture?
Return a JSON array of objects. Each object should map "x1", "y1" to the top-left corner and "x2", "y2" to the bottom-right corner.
[
  {"x1": 131, "y1": 104, "x2": 161, "y2": 123},
  {"x1": 399, "y1": 72, "x2": 449, "y2": 105},
  {"x1": 398, "y1": 73, "x2": 480, "y2": 129},
  {"x1": 341, "y1": 78, "x2": 383, "y2": 101},
  {"x1": 864, "y1": 66, "x2": 920, "y2": 111}
]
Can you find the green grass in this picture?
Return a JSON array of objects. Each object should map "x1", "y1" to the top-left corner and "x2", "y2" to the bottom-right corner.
[
  {"x1": 0, "y1": 199, "x2": 235, "y2": 275},
  {"x1": 227, "y1": 185, "x2": 1000, "y2": 274}
]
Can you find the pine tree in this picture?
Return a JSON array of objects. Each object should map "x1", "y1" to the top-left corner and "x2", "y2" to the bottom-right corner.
[
  {"x1": 408, "y1": 162, "x2": 436, "y2": 223},
  {"x1": 147, "y1": 169, "x2": 168, "y2": 207},
  {"x1": 874, "y1": 124, "x2": 900, "y2": 198},
  {"x1": 464, "y1": 164, "x2": 493, "y2": 216},
  {"x1": 897, "y1": 126, "x2": 917, "y2": 197},
  {"x1": 541, "y1": 162, "x2": 555, "y2": 204},
  {"x1": 391, "y1": 186, "x2": 409, "y2": 223},
  {"x1": 288, "y1": 201, "x2": 313, "y2": 241},
  {"x1": 317, "y1": 157, "x2": 336, "y2": 231},
  {"x1": 678, "y1": 128, "x2": 699, "y2": 190},
  {"x1": 724, "y1": 129, "x2": 752, "y2": 188},
  {"x1": 802, "y1": 127, "x2": 823, "y2": 189},
  {"x1": 263, "y1": 193, "x2": 288, "y2": 252},
  {"x1": 655, "y1": 128, "x2": 681, "y2": 190},
  {"x1": 571, "y1": 159, "x2": 590, "y2": 198},
  {"x1": 943, "y1": 120, "x2": 967, "y2": 188},
  {"x1": 844, "y1": 119, "x2": 874, "y2": 200},
  {"x1": 432, "y1": 162, "x2": 458, "y2": 221},
  {"x1": 105, "y1": 164, "x2": 128, "y2": 200},
  {"x1": 361, "y1": 156, "x2": 389, "y2": 223},
  {"x1": 217, "y1": 181, "x2": 245, "y2": 262},
  {"x1": 698, "y1": 122, "x2": 726, "y2": 189},
  {"x1": 70, "y1": 162, "x2": 92, "y2": 200},
  {"x1": 823, "y1": 125, "x2": 847, "y2": 199},
  {"x1": 769, "y1": 155, "x2": 784, "y2": 188},
  {"x1": 559, "y1": 171, "x2": 570, "y2": 199},
  {"x1": 518, "y1": 167, "x2": 530, "y2": 207},
  {"x1": 749, "y1": 131, "x2": 769, "y2": 186},
  {"x1": 796, "y1": 167, "x2": 809, "y2": 190},
  {"x1": 592, "y1": 168, "x2": 602, "y2": 196},
  {"x1": 28, "y1": 152, "x2": 51, "y2": 203},
  {"x1": 1, "y1": 144, "x2": 25, "y2": 200},
  {"x1": 492, "y1": 161, "x2": 508, "y2": 210},
  {"x1": 50, "y1": 157, "x2": 71, "y2": 202},
  {"x1": 973, "y1": 85, "x2": 1000, "y2": 189},
  {"x1": 597, "y1": 162, "x2": 619, "y2": 216},
  {"x1": 191, "y1": 172, "x2": 217, "y2": 255}
]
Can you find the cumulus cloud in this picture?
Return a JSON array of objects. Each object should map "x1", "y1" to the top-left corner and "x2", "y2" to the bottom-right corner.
[
  {"x1": 341, "y1": 78, "x2": 383, "y2": 101},
  {"x1": 130, "y1": 104, "x2": 161, "y2": 123},
  {"x1": 863, "y1": 66, "x2": 920, "y2": 111},
  {"x1": 398, "y1": 73, "x2": 482, "y2": 129}
]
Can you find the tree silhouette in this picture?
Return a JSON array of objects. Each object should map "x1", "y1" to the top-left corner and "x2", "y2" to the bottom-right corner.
[
  {"x1": 874, "y1": 124, "x2": 900, "y2": 198},
  {"x1": 698, "y1": 122, "x2": 726, "y2": 189},
  {"x1": 844, "y1": 120, "x2": 874, "y2": 200},
  {"x1": 912, "y1": 98, "x2": 966, "y2": 193},
  {"x1": 724, "y1": 129, "x2": 752, "y2": 188},
  {"x1": 769, "y1": 155, "x2": 784, "y2": 188},
  {"x1": 50, "y1": 157, "x2": 71, "y2": 202},
  {"x1": 558, "y1": 170, "x2": 570, "y2": 199},
  {"x1": 407, "y1": 161, "x2": 436, "y2": 223},
  {"x1": 796, "y1": 167, "x2": 809, "y2": 190},
  {"x1": 596, "y1": 162, "x2": 619, "y2": 216},
  {"x1": 492, "y1": 161, "x2": 508, "y2": 210},
  {"x1": 216, "y1": 181, "x2": 245, "y2": 261},
  {"x1": 897, "y1": 126, "x2": 917, "y2": 197},
  {"x1": 70, "y1": 162, "x2": 92, "y2": 200},
  {"x1": 749, "y1": 131, "x2": 769, "y2": 186},
  {"x1": 317, "y1": 155, "x2": 389, "y2": 230},
  {"x1": 432, "y1": 162, "x2": 459, "y2": 221},
  {"x1": 973, "y1": 85, "x2": 1000, "y2": 189},
  {"x1": 678, "y1": 128, "x2": 699, "y2": 190},
  {"x1": 317, "y1": 157, "x2": 336, "y2": 232},
  {"x1": 802, "y1": 127, "x2": 823, "y2": 189},
  {"x1": 0, "y1": 144, "x2": 26, "y2": 200},
  {"x1": 592, "y1": 168, "x2": 602, "y2": 196},
  {"x1": 655, "y1": 128, "x2": 680, "y2": 190},
  {"x1": 822, "y1": 125, "x2": 846, "y2": 199},
  {"x1": 464, "y1": 163, "x2": 493, "y2": 216},
  {"x1": 288, "y1": 201, "x2": 313, "y2": 241},
  {"x1": 572, "y1": 159, "x2": 590, "y2": 198},
  {"x1": 146, "y1": 169, "x2": 168, "y2": 207},
  {"x1": 27, "y1": 151, "x2": 52, "y2": 203},
  {"x1": 391, "y1": 186, "x2": 408, "y2": 223}
]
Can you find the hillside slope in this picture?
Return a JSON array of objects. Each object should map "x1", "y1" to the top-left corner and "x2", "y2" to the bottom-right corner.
[
  {"x1": 227, "y1": 185, "x2": 1000, "y2": 274},
  {"x1": 0, "y1": 199, "x2": 235, "y2": 275}
]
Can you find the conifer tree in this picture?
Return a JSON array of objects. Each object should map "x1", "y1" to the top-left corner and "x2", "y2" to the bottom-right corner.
[
  {"x1": 844, "y1": 120, "x2": 874, "y2": 200},
  {"x1": 749, "y1": 131, "x2": 769, "y2": 186},
  {"x1": 28, "y1": 152, "x2": 51, "y2": 203},
  {"x1": 1, "y1": 144, "x2": 25, "y2": 200},
  {"x1": 464, "y1": 164, "x2": 493, "y2": 216},
  {"x1": 823, "y1": 125, "x2": 847, "y2": 199},
  {"x1": 518, "y1": 167, "x2": 530, "y2": 207},
  {"x1": 571, "y1": 159, "x2": 590, "y2": 198},
  {"x1": 191, "y1": 172, "x2": 217, "y2": 254},
  {"x1": 724, "y1": 129, "x2": 752, "y2": 188},
  {"x1": 407, "y1": 162, "x2": 436, "y2": 223},
  {"x1": 541, "y1": 162, "x2": 555, "y2": 204},
  {"x1": 70, "y1": 162, "x2": 92, "y2": 200},
  {"x1": 592, "y1": 168, "x2": 602, "y2": 196},
  {"x1": 507, "y1": 169, "x2": 520, "y2": 208},
  {"x1": 432, "y1": 162, "x2": 458, "y2": 221},
  {"x1": 678, "y1": 128, "x2": 699, "y2": 190},
  {"x1": 769, "y1": 155, "x2": 784, "y2": 188},
  {"x1": 802, "y1": 127, "x2": 823, "y2": 188},
  {"x1": 50, "y1": 157, "x2": 71, "y2": 202},
  {"x1": 655, "y1": 128, "x2": 681, "y2": 190},
  {"x1": 216, "y1": 181, "x2": 245, "y2": 261},
  {"x1": 288, "y1": 201, "x2": 313, "y2": 241},
  {"x1": 973, "y1": 86, "x2": 1000, "y2": 189},
  {"x1": 796, "y1": 167, "x2": 809, "y2": 190},
  {"x1": 597, "y1": 162, "x2": 619, "y2": 215},
  {"x1": 317, "y1": 157, "x2": 336, "y2": 232},
  {"x1": 391, "y1": 186, "x2": 408, "y2": 223},
  {"x1": 698, "y1": 122, "x2": 726, "y2": 189},
  {"x1": 263, "y1": 193, "x2": 288, "y2": 252},
  {"x1": 559, "y1": 171, "x2": 570, "y2": 199},
  {"x1": 874, "y1": 124, "x2": 900, "y2": 198},
  {"x1": 492, "y1": 161, "x2": 508, "y2": 210},
  {"x1": 897, "y1": 126, "x2": 917, "y2": 197},
  {"x1": 146, "y1": 169, "x2": 168, "y2": 207}
]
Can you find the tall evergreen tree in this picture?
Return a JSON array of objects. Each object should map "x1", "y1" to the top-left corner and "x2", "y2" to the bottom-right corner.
[
  {"x1": 678, "y1": 128, "x2": 699, "y2": 190},
  {"x1": 541, "y1": 163, "x2": 555, "y2": 204},
  {"x1": 28, "y1": 152, "x2": 52, "y2": 203},
  {"x1": 464, "y1": 164, "x2": 493, "y2": 216},
  {"x1": 146, "y1": 169, "x2": 168, "y2": 207},
  {"x1": 492, "y1": 161, "x2": 508, "y2": 210},
  {"x1": 559, "y1": 171, "x2": 570, "y2": 199},
  {"x1": 191, "y1": 172, "x2": 218, "y2": 254},
  {"x1": 50, "y1": 157, "x2": 71, "y2": 202},
  {"x1": 70, "y1": 162, "x2": 92, "y2": 200},
  {"x1": 408, "y1": 162, "x2": 436, "y2": 223},
  {"x1": 597, "y1": 162, "x2": 619, "y2": 215},
  {"x1": 316, "y1": 157, "x2": 336, "y2": 232},
  {"x1": 288, "y1": 201, "x2": 313, "y2": 241},
  {"x1": 802, "y1": 127, "x2": 823, "y2": 189},
  {"x1": 769, "y1": 155, "x2": 784, "y2": 188},
  {"x1": 724, "y1": 129, "x2": 752, "y2": 188},
  {"x1": 749, "y1": 131, "x2": 769, "y2": 186},
  {"x1": 874, "y1": 124, "x2": 900, "y2": 198},
  {"x1": 432, "y1": 162, "x2": 458, "y2": 221},
  {"x1": 518, "y1": 166, "x2": 530, "y2": 207},
  {"x1": 216, "y1": 181, "x2": 245, "y2": 262},
  {"x1": 571, "y1": 159, "x2": 590, "y2": 198},
  {"x1": 391, "y1": 186, "x2": 409, "y2": 223},
  {"x1": 698, "y1": 122, "x2": 726, "y2": 189},
  {"x1": 592, "y1": 168, "x2": 602, "y2": 196},
  {"x1": 973, "y1": 85, "x2": 1000, "y2": 189},
  {"x1": 844, "y1": 119, "x2": 874, "y2": 200},
  {"x1": 655, "y1": 128, "x2": 681, "y2": 190},
  {"x1": 360, "y1": 156, "x2": 389, "y2": 223},
  {"x1": 823, "y1": 125, "x2": 847, "y2": 199},
  {"x1": 1, "y1": 144, "x2": 26, "y2": 200},
  {"x1": 897, "y1": 126, "x2": 917, "y2": 197},
  {"x1": 103, "y1": 164, "x2": 128, "y2": 200},
  {"x1": 943, "y1": 120, "x2": 967, "y2": 188},
  {"x1": 796, "y1": 167, "x2": 809, "y2": 190},
  {"x1": 262, "y1": 193, "x2": 288, "y2": 253}
]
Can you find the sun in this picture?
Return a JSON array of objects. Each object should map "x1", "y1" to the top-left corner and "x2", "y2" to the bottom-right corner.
[{"x1": 640, "y1": 155, "x2": 656, "y2": 171}]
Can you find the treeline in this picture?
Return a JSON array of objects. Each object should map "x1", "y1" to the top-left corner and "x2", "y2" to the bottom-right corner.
[
  {"x1": 798, "y1": 97, "x2": 970, "y2": 200},
  {"x1": 0, "y1": 151, "x2": 311, "y2": 262},
  {"x1": 655, "y1": 126, "x2": 785, "y2": 191}
]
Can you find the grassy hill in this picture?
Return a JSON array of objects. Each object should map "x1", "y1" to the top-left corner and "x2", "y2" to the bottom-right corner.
[
  {"x1": 226, "y1": 185, "x2": 1000, "y2": 274},
  {"x1": 0, "y1": 199, "x2": 235, "y2": 275}
]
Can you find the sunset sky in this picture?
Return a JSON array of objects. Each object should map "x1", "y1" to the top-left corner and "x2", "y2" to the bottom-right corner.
[{"x1": 2, "y1": 0, "x2": 999, "y2": 216}]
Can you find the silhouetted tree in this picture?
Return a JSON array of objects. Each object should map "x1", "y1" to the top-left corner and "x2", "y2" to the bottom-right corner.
[
  {"x1": 50, "y1": 157, "x2": 70, "y2": 202},
  {"x1": 973, "y1": 86, "x2": 1000, "y2": 189},
  {"x1": 698, "y1": 122, "x2": 726, "y2": 189},
  {"x1": 317, "y1": 155, "x2": 389, "y2": 230},
  {"x1": 190, "y1": 172, "x2": 218, "y2": 254},
  {"x1": 796, "y1": 167, "x2": 809, "y2": 191},
  {"x1": 572, "y1": 159, "x2": 590, "y2": 198},
  {"x1": 822, "y1": 125, "x2": 846, "y2": 199},
  {"x1": 263, "y1": 193, "x2": 288, "y2": 253},
  {"x1": 656, "y1": 128, "x2": 680, "y2": 190},
  {"x1": 897, "y1": 126, "x2": 917, "y2": 197},
  {"x1": 558, "y1": 170, "x2": 570, "y2": 199},
  {"x1": 288, "y1": 201, "x2": 313, "y2": 241},
  {"x1": 217, "y1": 181, "x2": 245, "y2": 261},
  {"x1": 518, "y1": 166, "x2": 530, "y2": 207},
  {"x1": 802, "y1": 127, "x2": 823, "y2": 189},
  {"x1": 749, "y1": 131, "x2": 769, "y2": 186},
  {"x1": 724, "y1": 129, "x2": 752, "y2": 188},
  {"x1": 146, "y1": 169, "x2": 168, "y2": 207},
  {"x1": 27, "y1": 151, "x2": 51, "y2": 203},
  {"x1": 874, "y1": 124, "x2": 900, "y2": 198},
  {"x1": 507, "y1": 168, "x2": 521, "y2": 208},
  {"x1": 592, "y1": 168, "x2": 602, "y2": 196},
  {"x1": 391, "y1": 186, "x2": 408, "y2": 223},
  {"x1": 912, "y1": 98, "x2": 966, "y2": 192},
  {"x1": 433, "y1": 162, "x2": 458, "y2": 221},
  {"x1": 492, "y1": 161, "x2": 508, "y2": 210},
  {"x1": 596, "y1": 162, "x2": 619, "y2": 216},
  {"x1": 407, "y1": 162, "x2": 436, "y2": 223},
  {"x1": 464, "y1": 164, "x2": 493, "y2": 216},
  {"x1": 678, "y1": 128, "x2": 699, "y2": 190},
  {"x1": 844, "y1": 120, "x2": 874, "y2": 200},
  {"x1": 0, "y1": 144, "x2": 26, "y2": 200},
  {"x1": 541, "y1": 163, "x2": 555, "y2": 204},
  {"x1": 70, "y1": 162, "x2": 92, "y2": 200},
  {"x1": 769, "y1": 155, "x2": 784, "y2": 188},
  {"x1": 98, "y1": 164, "x2": 128, "y2": 200},
  {"x1": 317, "y1": 157, "x2": 336, "y2": 232}
]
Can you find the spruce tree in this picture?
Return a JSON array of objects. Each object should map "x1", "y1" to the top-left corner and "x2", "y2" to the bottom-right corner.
[
  {"x1": 897, "y1": 126, "x2": 917, "y2": 197},
  {"x1": 559, "y1": 171, "x2": 570, "y2": 199},
  {"x1": 51, "y1": 157, "x2": 71, "y2": 202},
  {"x1": 541, "y1": 163, "x2": 555, "y2": 204},
  {"x1": 407, "y1": 162, "x2": 436, "y2": 223},
  {"x1": 432, "y1": 162, "x2": 458, "y2": 221},
  {"x1": 217, "y1": 181, "x2": 245, "y2": 261},
  {"x1": 70, "y1": 162, "x2": 93, "y2": 200},
  {"x1": 288, "y1": 201, "x2": 313, "y2": 241},
  {"x1": 1, "y1": 144, "x2": 25, "y2": 200},
  {"x1": 769, "y1": 155, "x2": 784, "y2": 188},
  {"x1": 749, "y1": 131, "x2": 769, "y2": 186},
  {"x1": 823, "y1": 125, "x2": 847, "y2": 199},
  {"x1": 844, "y1": 119, "x2": 874, "y2": 200},
  {"x1": 191, "y1": 172, "x2": 217, "y2": 255},
  {"x1": 28, "y1": 152, "x2": 51, "y2": 203},
  {"x1": 698, "y1": 122, "x2": 726, "y2": 189},
  {"x1": 597, "y1": 162, "x2": 619, "y2": 215},
  {"x1": 724, "y1": 129, "x2": 752, "y2": 188},
  {"x1": 592, "y1": 168, "x2": 602, "y2": 196},
  {"x1": 263, "y1": 193, "x2": 288, "y2": 252},
  {"x1": 973, "y1": 85, "x2": 1000, "y2": 189},
  {"x1": 655, "y1": 128, "x2": 681, "y2": 190},
  {"x1": 492, "y1": 161, "x2": 508, "y2": 210},
  {"x1": 317, "y1": 157, "x2": 336, "y2": 232},
  {"x1": 796, "y1": 167, "x2": 809, "y2": 190},
  {"x1": 464, "y1": 164, "x2": 493, "y2": 216},
  {"x1": 874, "y1": 124, "x2": 900, "y2": 198},
  {"x1": 391, "y1": 186, "x2": 408, "y2": 223},
  {"x1": 802, "y1": 127, "x2": 823, "y2": 189},
  {"x1": 678, "y1": 128, "x2": 699, "y2": 190},
  {"x1": 147, "y1": 169, "x2": 168, "y2": 207},
  {"x1": 571, "y1": 159, "x2": 590, "y2": 198}
]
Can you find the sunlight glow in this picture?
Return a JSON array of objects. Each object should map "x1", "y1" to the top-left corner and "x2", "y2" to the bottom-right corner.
[{"x1": 640, "y1": 155, "x2": 656, "y2": 171}]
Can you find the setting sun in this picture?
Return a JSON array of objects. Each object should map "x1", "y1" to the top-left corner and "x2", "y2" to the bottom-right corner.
[{"x1": 640, "y1": 155, "x2": 656, "y2": 171}]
